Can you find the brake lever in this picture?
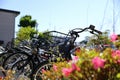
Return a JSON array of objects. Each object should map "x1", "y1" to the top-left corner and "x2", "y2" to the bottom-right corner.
[{"x1": 89, "y1": 25, "x2": 102, "y2": 34}]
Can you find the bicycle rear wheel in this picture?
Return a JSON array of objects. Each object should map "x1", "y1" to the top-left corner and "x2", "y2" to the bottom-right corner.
[
  {"x1": 3, "y1": 52, "x2": 29, "y2": 70},
  {"x1": 0, "y1": 52, "x2": 13, "y2": 66}
]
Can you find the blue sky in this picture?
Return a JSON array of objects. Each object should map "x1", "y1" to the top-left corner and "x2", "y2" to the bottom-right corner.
[{"x1": 0, "y1": 0, "x2": 120, "y2": 40}]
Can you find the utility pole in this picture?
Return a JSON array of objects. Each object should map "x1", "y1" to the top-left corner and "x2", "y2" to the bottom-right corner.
[
  {"x1": 35, "y1": 22, "x2": 38, "y2": 33},
  {"x1": 113, "y1": 0, "x2": 115, "y2": 33}
]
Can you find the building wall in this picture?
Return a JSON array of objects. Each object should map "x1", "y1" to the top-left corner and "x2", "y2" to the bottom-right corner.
[{"x1": 0, "y1": 10, "x2": 19, "y2": 47}]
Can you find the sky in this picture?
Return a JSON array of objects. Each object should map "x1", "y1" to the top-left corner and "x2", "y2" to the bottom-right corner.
[{"x1": 0, "y1": 0, "x2": 120, "y2": 41}]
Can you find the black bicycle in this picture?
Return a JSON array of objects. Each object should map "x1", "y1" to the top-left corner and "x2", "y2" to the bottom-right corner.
[
  {"x1": 31, "y1": 25, "x2": 102, "y2": 80},
  {"x1": 2, "y1": 33, "x2": 60, "y2": 79}
]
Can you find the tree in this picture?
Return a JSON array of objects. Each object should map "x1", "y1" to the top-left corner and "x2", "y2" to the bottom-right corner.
[
  {"x1": 16, "y1": 26, "x2": 37, "y2": 40},
  {"x1": 16, "y1": 15, "x2": 53, "y2": 47},
  {"x1": 18, "y1": 15, "x2": 37, "y2": 28}
]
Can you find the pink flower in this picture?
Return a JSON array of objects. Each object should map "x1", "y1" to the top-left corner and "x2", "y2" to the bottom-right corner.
[
  {"x1": 110, "y1": 33, "x2": 118, "y2": 42},
  {"x1": 62, "y1": 68, "x2": 72, "y2": 77},
  {"x1": 117, "y1": 60, "x2": 120, "y2": 63},
  {"x1": 112, "y1": 50, "x2": 120, "y2": 57},
  {"x1": 42, "y1": 69, "x2": 46, "y2": 73},
  {"x1": 92, "y1": 57, "x2": 105, "y2": 70},
  {"x1": 53, "y1": 64, "x2": 58, "y2": 71},
  {"x1": 62, "y1": 63, "x2": 81, "y2": 77},
  {"x1": 72, "y1": 56, "x2": 79, "y2": 60},
  {"x1": 71, "y1": 63, "x2": 80, "y2": 71},
  {"x1": 112, "y1": 50, "x2": 120, "y2": 63},
  {"x1": 71, "y1": 56, "x2": 79, "y2": 63}
]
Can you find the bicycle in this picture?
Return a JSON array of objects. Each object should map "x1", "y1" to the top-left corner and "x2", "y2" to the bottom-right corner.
[
  {"x1": 0, "y1": 38, "x2": 31, "y2": 66},
  {"x1": 31, "y1": 25, "x2": 102, "y2": 80},
  {"x1": 2, "y1": 33, "x2": 55, "y2": 79}
]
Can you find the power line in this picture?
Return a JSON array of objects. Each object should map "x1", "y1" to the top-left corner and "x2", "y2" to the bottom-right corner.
[
  {"x1": 114, "y1": 1, "x2": 120, "y2": 25},
  {"x1": 112, "y1": 0, "x2": 115, "y2": 33},
  {"x1": 100, "y1": 0, "x2": 109, "y2": 30},
  {"x1": 112, "y1": 0, "x2": 120, "y2": 33}
]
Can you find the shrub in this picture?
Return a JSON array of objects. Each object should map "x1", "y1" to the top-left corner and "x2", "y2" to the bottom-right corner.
[{"x1": 41, "y1": 47, "x2": 120, "y2": 80}]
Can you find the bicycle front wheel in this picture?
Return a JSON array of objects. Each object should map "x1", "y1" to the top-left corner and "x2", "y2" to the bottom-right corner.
[{"x1": 32, "y1": 61, "x2": 52, "y2": 80}]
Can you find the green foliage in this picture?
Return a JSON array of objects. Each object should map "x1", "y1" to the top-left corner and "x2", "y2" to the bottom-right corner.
[
  {"x1": 16, "y1": 26, "x2": 36, "y2": 40},
  {"x1": 19, "y1": 15, "x2": 37, "y2": 28},
  {"x1": 41, "y1": 48, "x2": 120, "y2": 80},
  {"x1": 114, "y1": 35, "x2": 120, "y2": 49},
  {"x1": 16, "y1": 26, "x2": 53, "y2": 47},
  {"x1": 116, "y1": 73, "x2": 120, "y2": 79},
  {"x1": 38, "y1": 30, "x2": 52, "y2": 41},
  {"x1": 87, "y1": 31, "x2": 111, "y2": 46}
]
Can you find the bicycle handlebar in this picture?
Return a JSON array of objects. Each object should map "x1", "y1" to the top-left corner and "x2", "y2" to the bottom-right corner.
[
  {"x1": 70, "y1": 25, "x2": 102, "y2": 37},
  {"x1": 89, "y1": 25, "x2": 102, "y2": 34}
]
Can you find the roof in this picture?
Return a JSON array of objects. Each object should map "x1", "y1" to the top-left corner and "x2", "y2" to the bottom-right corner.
[{"x1": 0, "y1": 8, "x2": 20, "y2": 15}]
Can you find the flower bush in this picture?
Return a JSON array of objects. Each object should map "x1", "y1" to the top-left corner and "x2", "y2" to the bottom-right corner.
[
  {"x1": 41, "y1": 33, "x2": 120, "y2": 80},
  {"x1": 42, "y1": 48, "x2": 120, "y2": 80}
]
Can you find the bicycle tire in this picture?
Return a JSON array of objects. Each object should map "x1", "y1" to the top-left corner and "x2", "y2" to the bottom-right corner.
[
  {"x1": 11, "y1": 58, "x2": 33, "y2": 78},
  {"x1": 31, "y1": 61, "x2": 52, "y2": 80},
  {"x1": 2, "y1": 51, "x2": 30, "y2": 70},
  {"x1": 0, "y1": 52, "x2": 13, "y2": 66}
]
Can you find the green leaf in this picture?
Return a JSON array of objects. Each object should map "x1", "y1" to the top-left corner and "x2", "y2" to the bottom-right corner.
[{"x1": 116, "y1": 73, "x2": 120, "y2": 78}]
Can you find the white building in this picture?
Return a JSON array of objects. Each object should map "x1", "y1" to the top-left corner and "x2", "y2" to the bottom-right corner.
[{"x1": 0, "y1": 8, "x2": 20, "y2": 47}]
